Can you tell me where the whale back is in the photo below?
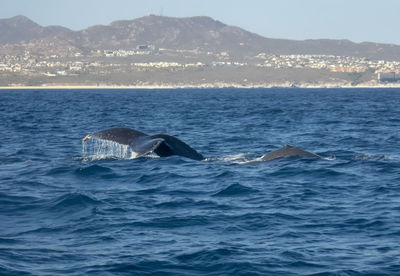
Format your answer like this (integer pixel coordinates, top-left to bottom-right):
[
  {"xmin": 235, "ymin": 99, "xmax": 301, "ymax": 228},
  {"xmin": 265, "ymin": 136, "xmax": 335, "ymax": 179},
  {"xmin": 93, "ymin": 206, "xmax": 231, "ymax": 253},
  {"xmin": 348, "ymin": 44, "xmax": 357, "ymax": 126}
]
[
  {"xmin": 151, "ymin": 134, "xmax": 204, "ymax": 161},
  {"xmin": 261, "ymin": 145, "xmax": 320, "ymax": 161}
]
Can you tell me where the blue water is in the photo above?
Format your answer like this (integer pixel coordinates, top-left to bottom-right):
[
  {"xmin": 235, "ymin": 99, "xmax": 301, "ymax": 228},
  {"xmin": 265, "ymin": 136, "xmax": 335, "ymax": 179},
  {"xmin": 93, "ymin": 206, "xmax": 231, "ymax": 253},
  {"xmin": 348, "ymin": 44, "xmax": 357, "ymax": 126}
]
[{"xmin": 1, "ymin": 88, "xmax": 399, "ymax": 276}]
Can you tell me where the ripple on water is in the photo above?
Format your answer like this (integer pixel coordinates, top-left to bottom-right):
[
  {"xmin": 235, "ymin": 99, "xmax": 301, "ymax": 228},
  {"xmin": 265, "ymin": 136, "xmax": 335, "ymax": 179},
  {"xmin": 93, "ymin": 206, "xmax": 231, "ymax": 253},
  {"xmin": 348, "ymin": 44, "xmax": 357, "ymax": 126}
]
[
  {"xmin": 74, "ymin": 164, "xmax": 118, "ymax": 178},
  {"xmin": 213, "ymin": 183, "xmax": 259, "ymax": 197},
  {"xmin": 85, "ymin": 259, "xmax": 270, "ymax": 276},
  {"xmin": 0, "ymin": 192, "xmax": 42, "ymax": 213},
  {"xmin": 48, "ymin": 193, "xmax": 102, "ymax": 211},
  {"xmin": 46, "ymin": 166, "xmax": 74, "ymax": 176},
  {"xmin": 154, "ymin": 198, "xmax": 229, "ymax": 210},
  {"xmin": 132, "ymin": 215, "xmax": 211, "ymax": 229}
]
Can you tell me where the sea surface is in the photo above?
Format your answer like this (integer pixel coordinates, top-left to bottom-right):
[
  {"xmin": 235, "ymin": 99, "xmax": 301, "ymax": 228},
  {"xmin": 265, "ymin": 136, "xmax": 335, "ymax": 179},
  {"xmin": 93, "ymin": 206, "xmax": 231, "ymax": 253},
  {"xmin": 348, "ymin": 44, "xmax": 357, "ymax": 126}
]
[{"xmin": 0, "ymin": 88, "xmax": 399, "ymax": 276}]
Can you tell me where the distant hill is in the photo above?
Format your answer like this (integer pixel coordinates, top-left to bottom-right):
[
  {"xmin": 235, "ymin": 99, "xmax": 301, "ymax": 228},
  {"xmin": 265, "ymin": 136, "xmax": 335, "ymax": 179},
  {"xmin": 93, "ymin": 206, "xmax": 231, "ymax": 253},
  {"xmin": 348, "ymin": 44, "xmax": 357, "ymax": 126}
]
[
  {"xmin": 1, "ymin": 14, "xmax": 400, "ymax": 60},
  {"xmin": 0, "ymin": 15, "xmax": 72, "ymax": 44}
]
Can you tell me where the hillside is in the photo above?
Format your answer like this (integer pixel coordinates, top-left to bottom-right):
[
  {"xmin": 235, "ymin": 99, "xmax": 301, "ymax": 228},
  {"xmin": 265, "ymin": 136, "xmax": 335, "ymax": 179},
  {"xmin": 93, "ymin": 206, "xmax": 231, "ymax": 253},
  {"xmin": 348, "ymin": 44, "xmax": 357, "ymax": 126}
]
[{"xmin": 1, "ymin": 15, "xmax": 400, "ymax": 60}]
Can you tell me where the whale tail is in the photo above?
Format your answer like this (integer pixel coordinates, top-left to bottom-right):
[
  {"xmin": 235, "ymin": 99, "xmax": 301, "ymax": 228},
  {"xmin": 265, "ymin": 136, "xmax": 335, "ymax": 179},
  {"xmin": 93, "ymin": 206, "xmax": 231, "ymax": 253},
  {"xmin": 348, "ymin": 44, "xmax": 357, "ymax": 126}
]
[
  {"xmin": 83, "ymin": 128, "xmax": 204, "ymax": 160},
  {"xmin": 151, "ymin": 134, "xmax": 204, "ymax": 161}
]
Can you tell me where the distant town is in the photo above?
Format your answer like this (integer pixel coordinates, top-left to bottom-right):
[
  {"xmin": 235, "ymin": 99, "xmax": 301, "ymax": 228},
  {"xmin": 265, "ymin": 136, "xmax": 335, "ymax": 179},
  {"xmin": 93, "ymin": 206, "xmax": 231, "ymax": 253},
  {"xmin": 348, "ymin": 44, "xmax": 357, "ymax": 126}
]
[
  {"xmin": 2, "ymin": 46, "xmax": 400, "ymax": 88},
  {"xmin": 1, "ymin": 14, "xmax": 400, "ymax": 88}
]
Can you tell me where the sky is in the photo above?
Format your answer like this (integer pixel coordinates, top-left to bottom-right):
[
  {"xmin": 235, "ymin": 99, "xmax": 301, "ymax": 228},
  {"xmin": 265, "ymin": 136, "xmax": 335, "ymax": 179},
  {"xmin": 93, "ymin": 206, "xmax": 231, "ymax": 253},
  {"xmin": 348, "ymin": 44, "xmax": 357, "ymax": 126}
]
[{"xmin": 2, "ymin": 0, "xmax": 400, "ymax": 45}]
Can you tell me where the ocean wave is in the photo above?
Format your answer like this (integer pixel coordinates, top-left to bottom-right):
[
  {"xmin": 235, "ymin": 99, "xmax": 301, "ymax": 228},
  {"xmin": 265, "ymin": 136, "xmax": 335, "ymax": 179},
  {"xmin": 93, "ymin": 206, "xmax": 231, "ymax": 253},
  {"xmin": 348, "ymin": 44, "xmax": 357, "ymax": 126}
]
[
  {"xmin": 175, "ymin": 247, "xmax": 241, "ymax": 263},
  {"xmin": 0, "ymin": 192, "xmax": 42, "ymax": 212},
  {"xmin": 15, "ymin": 226, "xmax": 67, "ymax": 236},
  {"xmin": 154, "ymin": 199, "xmax": 228, "ymax": 210},
  {"xmin": 131, "ymin": 215, "xmax": 211, "ymax": 229},
  {"xmin": 288, "ymin": 260, "xmax": 326, "ymax": 269},
  {"xmin": 84, "ymin": 259, "xmax": 268, "ymax": 276},
  {"xmin": 74, "ymin": 164, "xmax": 117, "ymax": 178},
  {"xmin": 154, "ymin": 198, "xmax": 195, "ymax": 209},
  {"xmin": 213, "ymin": 183, "xmax": 259, "ymax": 197},
  {"xmin": 46, "ymin": 166, "xmax": 75, "ymax": 176},
  {"xmin": 135, "ymin": 172, "xmax": 186, "ymax": 184},
  {"xmin": 341, "ymin": 217, "xmax": 388, "ymax": 232},
  {"xmin": 0, "ymin": 156, "xmax": 26, "ymax": 165},
  {"xmin": 208, "ymin": 212, "xmax": 304, "ymax": 231},
  {"xmin": 0, "ymin": 238, "xmax": 20, "ymax": 245},
  {"xmin": 270, "ymin": 167, "xmax": 343, "ymax": 178},
  {"xmin": 0, "ymin": 192, "xmax": 105, "ymax": 219},
  {"xmin": 0, "ymin": 266, "xmax": 33, "ymax": 276},
  {"xmin": 48, "ymin": 193, "xmax": 102, "ymax": 211},
  {"xmin": 134, "ymin": 187, "xmax": 165, "ymax": 195}
]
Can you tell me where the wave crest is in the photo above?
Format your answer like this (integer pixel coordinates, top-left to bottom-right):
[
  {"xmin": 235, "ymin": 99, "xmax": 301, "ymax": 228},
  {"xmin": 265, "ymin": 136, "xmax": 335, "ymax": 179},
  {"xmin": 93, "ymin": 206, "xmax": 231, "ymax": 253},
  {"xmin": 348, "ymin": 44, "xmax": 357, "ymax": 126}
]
[
  {"xmin": 213, "ymin": 183, "xmax": 259, "ymax": 197},
  {"xmin": 49, "ymin": 193, "xmax": 102, "ymax": 211}
]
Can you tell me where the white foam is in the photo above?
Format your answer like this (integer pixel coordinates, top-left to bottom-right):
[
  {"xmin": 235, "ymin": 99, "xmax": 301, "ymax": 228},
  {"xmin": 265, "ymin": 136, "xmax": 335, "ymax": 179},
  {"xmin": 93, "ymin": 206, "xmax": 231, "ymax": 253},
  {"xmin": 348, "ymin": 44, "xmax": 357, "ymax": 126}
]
[
  {"xmin": 206, "ymin": 153, "xmax": 259, "ymax": 164},
  {"xmin": 82, "ymin": 138, "xmax": 139, "ymax": 160},
  {"xmin": 353, "ymin": 153, "xmax": 393, "ymax": 161},
  {"xmin": 322, "ymin": 156, "xmax": 336, "ymax": 161}
]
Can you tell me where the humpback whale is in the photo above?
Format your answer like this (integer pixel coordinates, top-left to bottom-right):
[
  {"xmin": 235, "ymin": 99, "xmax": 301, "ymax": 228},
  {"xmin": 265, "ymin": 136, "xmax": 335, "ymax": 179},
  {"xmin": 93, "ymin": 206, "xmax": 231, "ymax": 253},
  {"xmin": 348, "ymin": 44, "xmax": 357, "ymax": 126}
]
[
  {"xmin": 82, "ymin": 128, "xmax": 204, "ymax": 161},
  {"xmin": 260, "ymin": 145, "xmax": 321, "ymax": 161},
  {"xmin": 82, "ymin": 128, "xmax": 321, "ymax": 162}
]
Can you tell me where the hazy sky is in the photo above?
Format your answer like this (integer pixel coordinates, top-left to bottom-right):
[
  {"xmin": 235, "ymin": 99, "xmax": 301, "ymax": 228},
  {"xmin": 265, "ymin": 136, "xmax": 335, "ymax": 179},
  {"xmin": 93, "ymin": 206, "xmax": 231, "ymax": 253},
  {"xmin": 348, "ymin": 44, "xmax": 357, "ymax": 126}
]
[{"xmin": 2, "ymin": 0, "xmax": 400, "ymax": 45}]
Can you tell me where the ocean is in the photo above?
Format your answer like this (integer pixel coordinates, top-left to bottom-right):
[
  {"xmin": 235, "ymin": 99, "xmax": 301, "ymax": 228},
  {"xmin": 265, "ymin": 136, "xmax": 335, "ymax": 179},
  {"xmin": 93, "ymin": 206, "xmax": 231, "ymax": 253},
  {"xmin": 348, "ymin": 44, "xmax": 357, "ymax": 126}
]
[{"xmin": 0, "ymin": 88, "xmax": 399, "ymax": 275}]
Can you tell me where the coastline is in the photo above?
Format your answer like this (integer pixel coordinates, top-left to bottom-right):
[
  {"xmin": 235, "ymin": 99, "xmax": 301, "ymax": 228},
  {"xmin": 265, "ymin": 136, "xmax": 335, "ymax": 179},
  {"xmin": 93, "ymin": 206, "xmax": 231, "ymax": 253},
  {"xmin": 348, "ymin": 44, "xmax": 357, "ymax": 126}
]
[{"xmin": 1, "ymin": 82, "xmax": 400, "ymax": 90}]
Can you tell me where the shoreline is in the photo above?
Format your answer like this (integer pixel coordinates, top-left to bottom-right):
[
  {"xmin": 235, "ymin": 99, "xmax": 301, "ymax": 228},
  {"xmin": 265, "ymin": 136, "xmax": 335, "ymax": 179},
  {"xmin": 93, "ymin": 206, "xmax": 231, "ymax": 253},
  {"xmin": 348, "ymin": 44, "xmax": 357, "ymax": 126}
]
[{"xmin": 1, "ymin": 83, "xmax": 400, "ymax": 90}]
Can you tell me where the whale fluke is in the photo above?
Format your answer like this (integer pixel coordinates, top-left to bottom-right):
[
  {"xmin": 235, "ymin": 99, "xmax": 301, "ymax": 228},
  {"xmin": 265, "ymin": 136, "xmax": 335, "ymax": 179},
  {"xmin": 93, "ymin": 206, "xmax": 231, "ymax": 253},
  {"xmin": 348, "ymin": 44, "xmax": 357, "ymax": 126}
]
[
  {"xmin": 151, "ymin": 134, "xmax": 204, "ymax": 160},
  {"xmin": 83, "ymin": 128, "xmax": 204, "ymax": 160},
  {"xmin": 260, "ymin": 145, "xmax": 320, "ymax": 162}
]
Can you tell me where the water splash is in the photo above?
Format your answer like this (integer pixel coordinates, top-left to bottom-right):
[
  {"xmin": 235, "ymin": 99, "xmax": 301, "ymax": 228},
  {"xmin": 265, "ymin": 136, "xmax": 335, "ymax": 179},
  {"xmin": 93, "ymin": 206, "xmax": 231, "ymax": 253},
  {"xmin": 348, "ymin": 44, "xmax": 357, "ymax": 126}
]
[
  {"xmin": 82, "ymin": 137, "xmax": 138, "ymax": 160},
  {"xmin": 206, "ymin": 153, "xmax": 335, "ymax": 164},
  {"xmin": 353, "ymin": 153, "xmax": 393, "ymax": 161},
  {"xmin": 206, "ymin": 153, "xmax": 259, "ymax": 164}
]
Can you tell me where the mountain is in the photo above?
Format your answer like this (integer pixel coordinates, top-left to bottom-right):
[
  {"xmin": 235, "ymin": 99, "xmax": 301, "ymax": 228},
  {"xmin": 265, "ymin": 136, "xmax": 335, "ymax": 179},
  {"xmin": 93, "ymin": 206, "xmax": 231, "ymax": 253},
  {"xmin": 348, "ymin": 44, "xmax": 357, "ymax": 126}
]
[
  {"xmin": 0, "ymin": 15, "xmax": 72, "ymax": 44},
  {"xmin": 1, "ymin": 15, "xmax": 400, "ymax": 60},
  {"xmin": 77, "ymin": 15, "xmax": 265, "ymax": 52}
]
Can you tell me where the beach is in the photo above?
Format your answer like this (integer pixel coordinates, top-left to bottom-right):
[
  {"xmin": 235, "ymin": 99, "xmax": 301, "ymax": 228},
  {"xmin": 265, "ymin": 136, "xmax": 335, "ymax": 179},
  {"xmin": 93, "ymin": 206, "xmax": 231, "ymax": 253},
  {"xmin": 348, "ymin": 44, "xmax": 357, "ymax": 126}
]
[{"xmin": 1, "ymin": 82, "xmax": 400, "ymax": 90}]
